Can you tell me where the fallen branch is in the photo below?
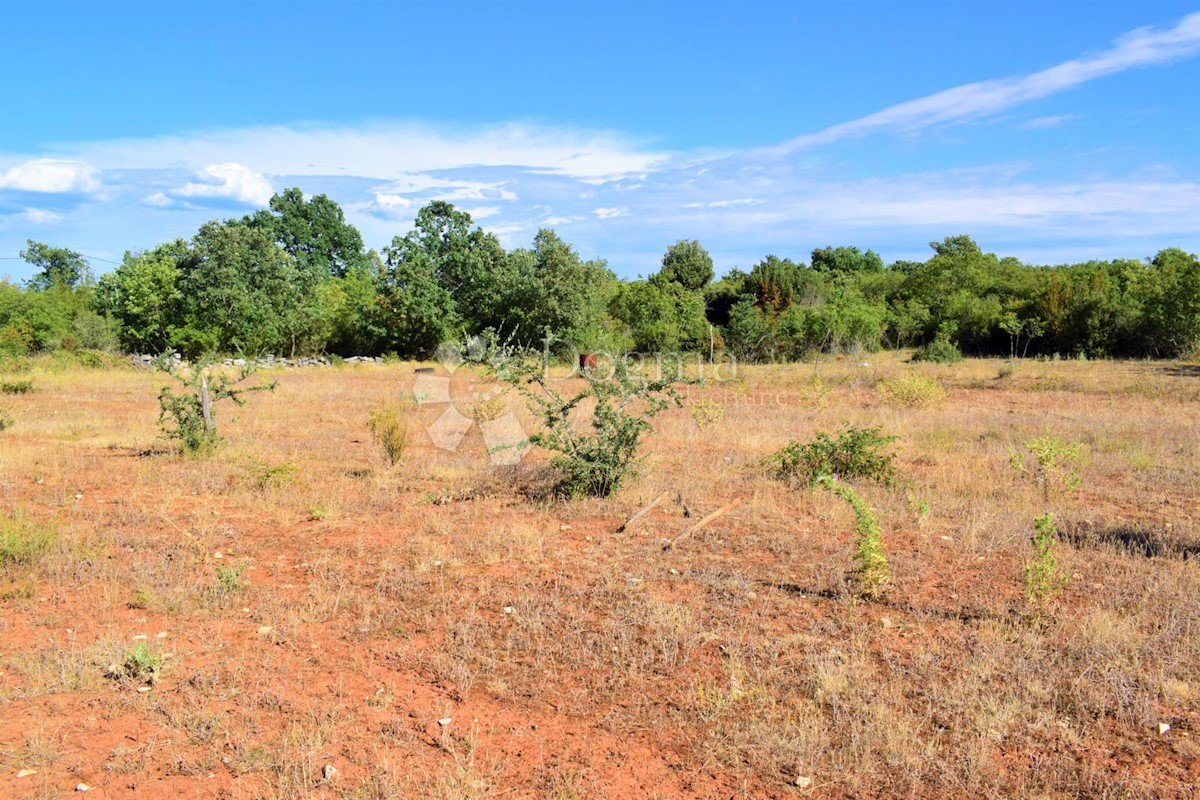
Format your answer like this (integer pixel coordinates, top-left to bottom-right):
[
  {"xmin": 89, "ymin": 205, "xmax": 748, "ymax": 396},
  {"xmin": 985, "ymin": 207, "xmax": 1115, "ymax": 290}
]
[
  {"xmin": 662, "ymin": 498, "xmax": 743, "ymax": 550},
  {"xmin": 617, "ymin": 491, "xmax": 670, "ymax": 533}
]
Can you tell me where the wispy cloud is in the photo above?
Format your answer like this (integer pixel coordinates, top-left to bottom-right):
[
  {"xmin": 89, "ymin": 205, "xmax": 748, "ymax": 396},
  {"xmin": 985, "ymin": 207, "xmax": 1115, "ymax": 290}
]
[
  {"xmin": 1019, "ymin": 113, "xmax": 1081, "ymax": 130},
  {"xmin": 766, "ymin": 12, "xmax": 1200, "ymax": 154},
  {"xmin": 57, "ymin": 122, "xmax": 669, "ymax": 182},
  {"xmin": 593, "ymin": 207, "xmax": 628, "ymax": 219}
]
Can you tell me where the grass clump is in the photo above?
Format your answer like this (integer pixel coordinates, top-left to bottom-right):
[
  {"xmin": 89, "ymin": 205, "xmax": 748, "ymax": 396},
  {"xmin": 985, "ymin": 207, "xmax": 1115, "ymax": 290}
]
[
  {"xmin": 1025, "ymin": 513, "xmax": 1067, "ymax": 605},
  {"xmin": 368, "ymin": 404, "xmax": 409, "ymax": 465},
  {"xmin": 767, "ymin": 424, "xmax": 897, "ymax": 486},
  {"xmin": 876, "ymin": 373, "xmax": 946, "ymax": 408},
  {"xmin": 816, "ymin": 475, "xmax": 890, "ymax": 600},
  {"xmin": 0, "ymin": 408, "xmax": 11, "ymax": 432},
  {"xmin": 1, "ymin": 379, "xmax": 33, "ymax": 394},
  {"xmin": 0, "ymin": 512, "xmax": 58, "ymax": 572}
]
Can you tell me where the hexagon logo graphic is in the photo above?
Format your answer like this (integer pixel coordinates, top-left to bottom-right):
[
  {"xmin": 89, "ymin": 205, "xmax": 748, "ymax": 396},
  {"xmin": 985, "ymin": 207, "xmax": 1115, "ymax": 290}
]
[{"xmin": 412, "ymin": 336, "xmax": 530, "ymax": 465}]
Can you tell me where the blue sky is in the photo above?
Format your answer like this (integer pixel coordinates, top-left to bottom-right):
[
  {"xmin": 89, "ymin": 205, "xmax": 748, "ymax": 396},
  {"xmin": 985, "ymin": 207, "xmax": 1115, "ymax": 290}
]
[{"xmin": 2, "ymin": 0, "xmax": 1199, "ymax": 281}]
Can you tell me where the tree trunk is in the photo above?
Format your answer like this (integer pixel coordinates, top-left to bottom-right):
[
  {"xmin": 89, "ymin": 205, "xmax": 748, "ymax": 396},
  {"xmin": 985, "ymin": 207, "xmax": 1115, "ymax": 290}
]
[{"xmin": 200, "ymin": 373, "xmax": 214, "ymax": 432}]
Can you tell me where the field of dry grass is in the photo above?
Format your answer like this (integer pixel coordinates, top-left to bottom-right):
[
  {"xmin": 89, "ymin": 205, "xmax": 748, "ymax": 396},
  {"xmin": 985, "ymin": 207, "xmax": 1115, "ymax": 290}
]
[{"xmin": 1, "ymin": 352, "xmax": 1198, "ymax": 798}]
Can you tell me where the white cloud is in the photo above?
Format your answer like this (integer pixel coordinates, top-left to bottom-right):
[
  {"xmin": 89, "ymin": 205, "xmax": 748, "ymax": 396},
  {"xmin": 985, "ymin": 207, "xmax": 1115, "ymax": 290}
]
[
  {"xmin": 1020, "ymin": 114, "xmax": 1081, "ymax": 130},
  {"xmin": 62, "ymin": 122, "xmax": 670, "ymax": 182},
  {"xmin": 0, "ymin": 158, "xmax": 101, "ymax": 193},
  {"xmin": 594, "ymin": 207, "xmax": 628, "ymax": 219},
  {"xmin": 141, "ymin": 192, "xmax": 173, "ymax": 207},
  {"xmin": 544, "ymin": 216, "xmax": 584, "ymax": 225},
  {"xmin": 23, "ymin": 208, "xmax": 63, "ymax": 224},
  {"xmin": 173, "ymin": 163, "xmax": 274, "ymax": 206},
  {"xmin": 683, "ymin": 198, "xmax": 763, "ymax": 209},
  {"xmin": 768, "ymin": 12, "xmax": 1200, "ymax": 154},
  {"xmin": 461, "ymin": 206, "xmax": 501, "ymax": 220}
]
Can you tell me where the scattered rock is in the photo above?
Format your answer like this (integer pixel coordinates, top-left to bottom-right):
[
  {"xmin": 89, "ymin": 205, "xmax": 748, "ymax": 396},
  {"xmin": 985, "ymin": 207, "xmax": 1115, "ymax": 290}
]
[
  {"xmin": 16, "ymin": 769, "xmax": 36, "ymax": 778},
  {"xmin": 322, "ymin": 764, "xmax": 338, "ymax": 781},
  {"xmin": 794, "ymin": 775, "xmax": 813, "ymax": 788},
  {"xmin": 438, "ymin": 717, "xmax": 453, "ymax": 726},
  {"xmin": 880, "ymin": 617, "xmax": 894, "ymax": 629},
  {"xmin": 132, "ymin": 634, "xmax": 148, "ymax": 641},
  {"xmin": 257, "ymin": 625, "xmax": 274, "ymax": 637},
  {"xmin": 136, "ymin": 686, "xmax": 152, "ymax": 693},
  {"xmin": 501, "ymin": 606, "xmax": 515, "ymax": 615},
  {"xmin": 1159, "ymin": 722, "xmax": 1172, "ymax": 735},
  {"xmin": 76, "ymin": 783, "xmax": 91, "ymax": 792}
]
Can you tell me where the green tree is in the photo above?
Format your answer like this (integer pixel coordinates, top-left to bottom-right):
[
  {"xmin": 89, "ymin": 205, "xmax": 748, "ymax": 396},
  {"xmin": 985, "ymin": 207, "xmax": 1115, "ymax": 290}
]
[
  {"xmin": 811, "ymin": 245, "xmax": 884, "ymax": 274},
  {"xmin": 95, "ymin": 248, "xmax": 182, "ymax": 353},
  {"xmin": 657, "ymin": 239, "xmax": 714, "ymax": 291},
  {"xmin": 375, "ymin": 239, "xmax": 459, "ymax": 357},
  {"xmin": 1142, "ymin": 248, "xmax": 1200, "ymax": 357},
  {"xmin": 172, "ymin": 220, "xmax": 301, "ymax": 357},
  {"xmin": 20, "ymin": 240, "xmax": 90, "ymax": 290},
  {"xmin": 246, "ymin": 188, "xmax": 369, "ymax": 278}
]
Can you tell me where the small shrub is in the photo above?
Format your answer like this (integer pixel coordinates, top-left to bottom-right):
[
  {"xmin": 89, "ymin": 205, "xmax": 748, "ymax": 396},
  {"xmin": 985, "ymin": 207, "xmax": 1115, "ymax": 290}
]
[
  {"xmin": 0, "ymin": 513, "xmax": 57, "ymax": 571},
  {"xmin": 215, "ymin": 563, "xmax": 247, "ymax": 595},
  {"xmin": 0, "ymin": 408, "xmax": 11, "ymax": 432},
  {"xmin": 1, "ymin": 380, "xmax": 33, "ymax": 394},
  {"xmin": 1025, "ymin": 513, "xmax": 1067, "ymax": 604},
  {"xmin": 996, "ymin": 362, "xmax": 1016, "ymax": 380},
  {"xmin": 368, "ymin": 404, "xmax": 409, "ymax": 465},
  {"xmin": 906, "ymin": 493, "xmax": 930, "ymax": 524},
  {"xmin": 243, "ymin": 459, "xmax": 298, "ymax": 491},
  {"xmin": 157, "ymin": 361, "xmax": 276, "ymax": 456},
  {"xmin": 876, "ymin": 373, "xmax": 945, "ymax": 408},
  {"xmin": 492, "ymin": 345, "xmax": 690, "ymax": 498},
  {"xmin": 816, "ymin": 476, "xmax": 890, "ymax": 600},
  {"xmin": 469, "ymin": 394, "xmax": 507, "ymax": 424},
  {"xmin": 1011, "ymin": 435, "xmax": 1082, "ymax": 501},
  {"xmin": 120, "ymin": 642, "xmax": 160, "ymax": 683},
  {"xmin": 689, "ymin": 398, "xmax": 725, "ymax": 429},
  {"xmin": 767, "ymin": 425, "xmax": 897, "ymax": 486},
  {"xmin": 912, "ymin": 324, "xmax": 962, "ymax": 364}
]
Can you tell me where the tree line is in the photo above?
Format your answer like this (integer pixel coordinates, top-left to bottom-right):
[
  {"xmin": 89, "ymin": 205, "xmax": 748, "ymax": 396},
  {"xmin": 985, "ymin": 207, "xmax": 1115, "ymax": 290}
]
[{"xmin": 2, "ymin": 188, "xmax": 1198, "ymax": 362}]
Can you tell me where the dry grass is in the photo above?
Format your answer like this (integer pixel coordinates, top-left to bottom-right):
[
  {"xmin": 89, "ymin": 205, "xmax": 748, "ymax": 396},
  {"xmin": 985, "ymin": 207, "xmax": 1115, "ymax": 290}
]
[{"xmin": 0, "ymin": 353, "xmax": 1197, "ymax": 797}]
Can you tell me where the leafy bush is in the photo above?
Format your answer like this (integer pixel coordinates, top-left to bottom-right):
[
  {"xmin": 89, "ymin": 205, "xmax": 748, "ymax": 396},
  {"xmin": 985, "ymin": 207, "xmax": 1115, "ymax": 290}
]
[
  {"xmin": 912, "ymin": 324, "xmax": 962, "ymax": 363},
  {"xmin": 767, "ymin": 425, "xmax": 897, "ymax": 486},
  {"xmin": 368, "ymin": 404, "xmax": 409, "ymax": 465},
  {"xmin": 1025, "ymin": 513, "xmax": 1067, "ymax": 604},
  {"xmin": 493, "ymin": 350, "xmax": 689, "ymax": 498},
  {"xmin": 876, "ymin": 373, "xmax": 945, "ymax": 408},
  {"xmin": 1, "ymin": 380, "xmax": 33, "ymax": 394},
  {"xmin": 816, "ymin": 476, "xmax": 890, "ymax": 600},
  {"xmin": 157, "ymin": 361, "xmax": 276, "ymax": 456},
  {"xmin": 0, "ymin": 408, "xmax": 11, "ymax": 432},
  {"xmin": 689, "ymin": 398, "xmax": 725, "ymax": 429},
  {"xmin": 0, "ymin": 512, "xmax": 57, "ymax": 572}
]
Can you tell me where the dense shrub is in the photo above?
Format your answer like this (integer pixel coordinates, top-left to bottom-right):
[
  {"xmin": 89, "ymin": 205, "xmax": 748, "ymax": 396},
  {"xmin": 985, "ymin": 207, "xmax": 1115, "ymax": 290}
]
[{"xmin": 767, "ymin": 425, "xmax": 897, "ymax": 486}]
